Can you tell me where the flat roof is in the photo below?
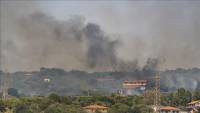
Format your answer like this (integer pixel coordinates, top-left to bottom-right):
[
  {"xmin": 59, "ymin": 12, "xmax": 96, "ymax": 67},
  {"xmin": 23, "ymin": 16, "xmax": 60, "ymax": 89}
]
[
  {"xmin": 160, "ymin": 106, "xmax": 180, "ymax": 111},
  {"xmin": 83, "ymin": 105, "xmax": 108, "ymax": 109},
  {"xmin": 188, "ymin": 100, "xmax": 200, "ymax": 105}
]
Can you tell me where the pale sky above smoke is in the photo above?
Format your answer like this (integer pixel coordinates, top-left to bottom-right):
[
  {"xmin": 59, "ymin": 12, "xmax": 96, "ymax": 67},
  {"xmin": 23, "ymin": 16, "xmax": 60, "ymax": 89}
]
[{"xmin": 0, "ymin": 1, "xmax": 200, "ymax": 72}]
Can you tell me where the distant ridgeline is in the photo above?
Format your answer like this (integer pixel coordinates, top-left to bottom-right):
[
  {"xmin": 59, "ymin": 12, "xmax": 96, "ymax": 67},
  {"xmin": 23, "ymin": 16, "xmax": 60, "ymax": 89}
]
[{"xmin": 0, "ymin": 67, "xmax": 200, "ymax": 96}]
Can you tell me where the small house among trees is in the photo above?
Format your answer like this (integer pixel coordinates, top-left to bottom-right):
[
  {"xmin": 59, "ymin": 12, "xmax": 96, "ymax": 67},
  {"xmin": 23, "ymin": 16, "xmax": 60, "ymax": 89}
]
[
  {"xmin": 83, "ymin": 104, "xmax": 108, "ymax": 113},
  {"xmin": 159, "ymin": 106, "xmax": 180, "ymax": 113},
  {"xmin": 187, "ymin": 100, "xmax": 200, "ymax": 113}
]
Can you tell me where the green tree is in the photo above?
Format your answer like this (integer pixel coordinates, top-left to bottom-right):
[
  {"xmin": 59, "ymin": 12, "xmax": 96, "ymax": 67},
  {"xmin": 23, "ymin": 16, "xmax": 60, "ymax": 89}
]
[
  {"xmin": 48, "ymin": 93, "xmax": 61, "ymax": 102},
  {"xmin": 108, "ymin": 103, "xmax": 130, "ymax": 113},
  {"xmin": 44, "ymin": 104, "xmax": 86, "ymax": 113},
  {"xmin": 14, "ymin": 104, "xmax": 33, "ymax": 113},
  {"xmin": 143, "ymin": 90, "xmax": 154, "ymax": 105},
  {"xmin": 60, "ymin": 96, "xmax": 72, "ymax": 105},
  {"xmin": 193, "ymin": 91, "xmax": 200, "ymax": 100},
  {"xmin": 177, "ymin": 88, "xmax": 192, "ymax": 106},
  {"xmin": 38, "ymin": 97, "xmax": 54, "ymax": 111},
  {"xmin": 29, "ymin": 103, "xmax": 40, "ymax": 113},
  {"xmin": 161, "ymin": 88, "xmax": 192, "ymax": 107},
  {"xmin": 131, "ymin": 104, "xmax": 153, "ymax": 113},
  {"xmin": 131, "ymin": 95, "xmax": 153, "ymax": 113},
  {"xmin": 44, "ymin": 103, "xmax": 67, "ymax": 113}
]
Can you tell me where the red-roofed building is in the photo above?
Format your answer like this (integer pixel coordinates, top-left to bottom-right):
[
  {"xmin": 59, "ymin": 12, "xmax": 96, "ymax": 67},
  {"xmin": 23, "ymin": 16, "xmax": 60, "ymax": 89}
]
[
  {"xmin": 159, "ymin": 106, "xmax": 180, "ymax": 113},
  {"xmin": 83, "ymin": 104, "xmax": 108, "ymax": 113},
  {"xmin": 122, "ymin": 80, "xmax": 147, "ymax": 95},
  {"xmin": 123, "ymin": 80, "xmax": 147, "ymax": 89}
]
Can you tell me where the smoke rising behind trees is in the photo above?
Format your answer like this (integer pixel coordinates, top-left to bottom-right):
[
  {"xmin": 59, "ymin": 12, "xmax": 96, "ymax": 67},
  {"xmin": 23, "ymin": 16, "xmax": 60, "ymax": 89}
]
[
  {"xmin": 1, "ymin": 1, "xmax": 200, "ymax": 72},
  {"xmin": 0, "ymin": 1, "xmax": 200, "ymax": 94}
]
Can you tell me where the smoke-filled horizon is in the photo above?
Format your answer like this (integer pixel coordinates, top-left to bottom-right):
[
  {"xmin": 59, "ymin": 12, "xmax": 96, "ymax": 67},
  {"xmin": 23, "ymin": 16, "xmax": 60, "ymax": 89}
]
[{"xmin": 0, "ymin": 1, "xmax": 200, "ymax": 72}]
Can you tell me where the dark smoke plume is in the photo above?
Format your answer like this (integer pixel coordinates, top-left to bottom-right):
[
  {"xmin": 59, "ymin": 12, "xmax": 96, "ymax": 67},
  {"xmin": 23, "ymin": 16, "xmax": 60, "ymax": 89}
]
[
  {"xmin": 13, "ymin": 11, "xmax": 121, "ymax": 72},
  {"xmin": 1, "ymin": 1, "xmax": 200, "ymax": 92},
  {"xmin": 83, "ymin": 23, "xmax": 119, "ymax": 69},
  {"xmin": 1, "ymin": 1, "xmax": 200, "ymax": 72}
]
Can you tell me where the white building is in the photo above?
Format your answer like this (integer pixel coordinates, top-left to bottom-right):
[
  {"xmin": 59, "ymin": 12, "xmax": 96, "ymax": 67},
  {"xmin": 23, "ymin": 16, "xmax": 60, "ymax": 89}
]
[
  {"xmin": 43, "ymin": 78, "xmax": 51, "ymax": 83},
  {"xmin": 187, "ymin": 100, "xmax": 200, "ymax": 113}
]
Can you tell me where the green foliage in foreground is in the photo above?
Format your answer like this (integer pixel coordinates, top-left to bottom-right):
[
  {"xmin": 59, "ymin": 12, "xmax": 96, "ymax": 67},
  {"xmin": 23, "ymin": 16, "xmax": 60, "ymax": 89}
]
[
  {"xmin": 0, "ymin": 95, "xmax": 153, "ymax": 113},
  {"xmin": 0, "ymin": 88, "xmax": 199, "ymax": 113}
]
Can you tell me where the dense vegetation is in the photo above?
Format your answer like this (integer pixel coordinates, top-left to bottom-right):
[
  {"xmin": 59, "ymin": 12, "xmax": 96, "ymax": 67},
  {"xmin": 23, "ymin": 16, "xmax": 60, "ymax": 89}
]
[
  {"xmin": 0, "ymin": 88, "xmax": 199, "ymax": 113},
  {"xmin": 1, "ymin": 67, "xmax": 200, "ymax": 96}
]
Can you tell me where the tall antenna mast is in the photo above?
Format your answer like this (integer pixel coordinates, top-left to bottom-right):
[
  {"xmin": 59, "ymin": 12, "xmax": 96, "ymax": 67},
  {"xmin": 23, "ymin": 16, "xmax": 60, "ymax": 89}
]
[{"xmin": 154, "ymin": 72, "xmax": 160, "ymax": 112}]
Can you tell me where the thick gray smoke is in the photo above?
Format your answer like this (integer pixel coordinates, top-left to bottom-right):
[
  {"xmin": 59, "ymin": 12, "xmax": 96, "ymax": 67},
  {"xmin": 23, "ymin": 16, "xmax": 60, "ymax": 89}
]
[
  {"xmin": 1, "ymin": 1, "xmax": 200, "ymax": 72},
  {"xmin": 16, "ymin": 12, "xmax": 120, "ymax": 72},
  {"xmin": 83, "ymin": 23, "xmax": 119, "ymax": 69},
  {"xmin": 1, "ymin": 1, "xmax": 200, "ymax": 91},
  {"xmin": 161, "ymin": 68, "xmax": 200, "ymax": 91},
  {"xmin": 84, "ymin": 23, "xmax": 121, "ymax": 68},
  {"xmin": 0, "ymin": 2, "xmax": 138, "ymax": 72}
]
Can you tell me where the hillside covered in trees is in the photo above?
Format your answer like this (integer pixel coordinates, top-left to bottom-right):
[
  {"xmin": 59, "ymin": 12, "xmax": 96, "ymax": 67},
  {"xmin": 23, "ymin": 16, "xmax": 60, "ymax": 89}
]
[
  {"xmin": 0, "ymin": 67, "xmax": 200, "ymax": 96},
  {"xmin": 0, "ymin": 88, "xmax": 200, "ymax": 113}
]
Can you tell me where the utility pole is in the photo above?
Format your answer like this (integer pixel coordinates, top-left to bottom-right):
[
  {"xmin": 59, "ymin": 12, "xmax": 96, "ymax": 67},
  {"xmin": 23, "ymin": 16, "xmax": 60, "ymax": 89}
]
[{"xmin": 154, "ymin": 72, "xmax": 160, "ymax": 113}]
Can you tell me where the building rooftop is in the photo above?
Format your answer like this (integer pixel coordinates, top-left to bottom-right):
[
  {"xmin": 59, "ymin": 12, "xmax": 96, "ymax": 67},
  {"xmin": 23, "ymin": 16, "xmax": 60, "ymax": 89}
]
[
  {"xmin": 83, "ymin": 105, "xmax": 108, "ymax": 109},
  {"xmin": 160, "ymin": 106, "xmax": 180, "ymax": 111},
  {"xmin": 123, "ymin": 80, "xmax": 147, "ymax": 83},
  {"xmin": 188, "ymin": 100, "xmax": 200, "ymax": 105}
]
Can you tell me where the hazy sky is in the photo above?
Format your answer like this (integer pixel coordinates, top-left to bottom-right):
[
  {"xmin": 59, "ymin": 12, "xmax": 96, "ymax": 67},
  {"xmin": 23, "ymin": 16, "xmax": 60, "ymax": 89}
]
[{"xmin": 1, "ymin": 1, "xmax": 200, "ymax": 72}]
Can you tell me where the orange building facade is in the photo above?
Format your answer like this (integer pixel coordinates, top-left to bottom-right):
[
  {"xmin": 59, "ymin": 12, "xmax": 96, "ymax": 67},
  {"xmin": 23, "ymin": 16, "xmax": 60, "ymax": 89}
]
[
  {"xmin": 159, "ymin": 106, "xmax": 180, "ymax": 113},
  {"xmin": 83, "ymin": 104, "xmax": 108, "ymax": 113}
]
